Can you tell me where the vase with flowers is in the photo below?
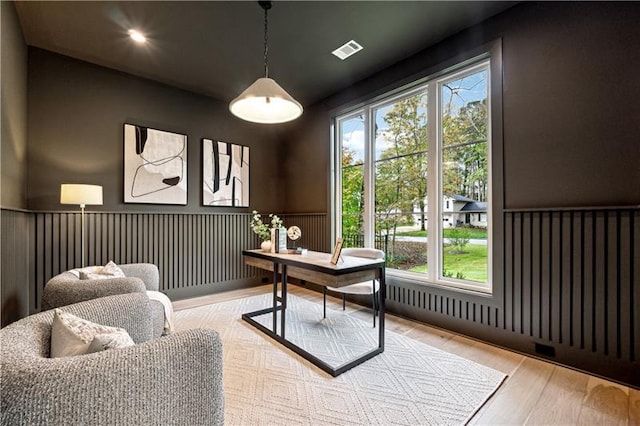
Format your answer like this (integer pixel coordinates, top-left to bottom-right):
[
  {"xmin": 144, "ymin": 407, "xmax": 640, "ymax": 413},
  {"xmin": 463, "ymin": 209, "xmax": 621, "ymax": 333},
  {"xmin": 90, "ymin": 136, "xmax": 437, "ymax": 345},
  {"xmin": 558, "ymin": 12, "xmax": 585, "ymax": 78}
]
[{"xmin": 250, "ymin": 210, "xmax": 284, "ymax": 252}]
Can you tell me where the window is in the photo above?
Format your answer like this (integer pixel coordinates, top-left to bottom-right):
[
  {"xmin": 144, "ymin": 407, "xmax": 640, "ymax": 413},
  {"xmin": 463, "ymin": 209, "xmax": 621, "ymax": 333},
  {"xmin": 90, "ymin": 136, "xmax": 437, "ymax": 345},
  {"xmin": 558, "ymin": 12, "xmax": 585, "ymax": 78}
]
[
  {"xmin": 334, "ymin": 57, "xmax": 495, "ymax": 293},
  {"xmin": 339, "ymin": 114, "xmax": 366, "ymax": 247}
]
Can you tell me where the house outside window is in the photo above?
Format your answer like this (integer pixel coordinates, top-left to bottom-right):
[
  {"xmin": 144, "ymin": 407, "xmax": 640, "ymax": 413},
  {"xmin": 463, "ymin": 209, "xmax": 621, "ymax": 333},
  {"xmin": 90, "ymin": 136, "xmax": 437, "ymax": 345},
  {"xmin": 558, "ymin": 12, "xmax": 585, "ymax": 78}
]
[{"xmin": 333, "ymin": 56, "xmax": 495, "ymax": 293}]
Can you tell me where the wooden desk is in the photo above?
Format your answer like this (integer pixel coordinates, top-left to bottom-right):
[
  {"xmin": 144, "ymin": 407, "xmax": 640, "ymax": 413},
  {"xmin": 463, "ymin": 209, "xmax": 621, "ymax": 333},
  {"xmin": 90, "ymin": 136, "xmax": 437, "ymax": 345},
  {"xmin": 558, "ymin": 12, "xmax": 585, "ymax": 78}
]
[{"xmin": 242, "ymin": 249, "xmax": 386, "ymax": 377}]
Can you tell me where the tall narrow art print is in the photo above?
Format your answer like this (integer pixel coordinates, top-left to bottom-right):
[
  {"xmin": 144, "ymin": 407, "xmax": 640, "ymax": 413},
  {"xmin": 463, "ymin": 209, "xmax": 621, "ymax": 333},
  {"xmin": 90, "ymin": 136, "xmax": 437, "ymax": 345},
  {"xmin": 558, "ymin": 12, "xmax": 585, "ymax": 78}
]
[
  {"xmin": 124, "ymin": 124, "xmax": 187, "ymax": 205},
  {"xmin": 202, "ymin": 139, "xmax": 249, "ymax": 207}
]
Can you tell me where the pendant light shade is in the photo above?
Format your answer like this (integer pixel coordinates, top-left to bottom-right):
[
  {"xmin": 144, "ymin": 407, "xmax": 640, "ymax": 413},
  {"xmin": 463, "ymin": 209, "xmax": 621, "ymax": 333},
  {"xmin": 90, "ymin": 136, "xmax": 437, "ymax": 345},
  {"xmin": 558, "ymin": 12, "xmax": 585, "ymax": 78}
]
[
  {"xmin": 229, "ymin": 1, "xmax": 303, "ymax": 124},
  {"xmin": 230, "ymin": 77, "xmax": 303, "ymax": 124}
]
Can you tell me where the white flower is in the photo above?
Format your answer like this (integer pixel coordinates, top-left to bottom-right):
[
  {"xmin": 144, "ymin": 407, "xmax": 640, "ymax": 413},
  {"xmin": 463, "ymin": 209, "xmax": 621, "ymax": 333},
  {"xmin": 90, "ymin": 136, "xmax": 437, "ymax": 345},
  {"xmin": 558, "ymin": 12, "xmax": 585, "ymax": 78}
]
[{"xmin": 250, "ymin": 211, "xmax": 284, "ymax": 241}]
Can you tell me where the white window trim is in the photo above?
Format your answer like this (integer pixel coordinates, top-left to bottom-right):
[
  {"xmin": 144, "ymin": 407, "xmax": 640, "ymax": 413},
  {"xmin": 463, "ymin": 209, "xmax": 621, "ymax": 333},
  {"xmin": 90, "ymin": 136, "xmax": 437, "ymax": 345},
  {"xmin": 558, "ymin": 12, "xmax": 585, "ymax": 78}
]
[
  {"xmin": 333, "ymin": 54, "xmax": 497, "ymax": 295},
  {"xmin": 433, "ymin": 60, "xmax": 492, "ymax": 293}
]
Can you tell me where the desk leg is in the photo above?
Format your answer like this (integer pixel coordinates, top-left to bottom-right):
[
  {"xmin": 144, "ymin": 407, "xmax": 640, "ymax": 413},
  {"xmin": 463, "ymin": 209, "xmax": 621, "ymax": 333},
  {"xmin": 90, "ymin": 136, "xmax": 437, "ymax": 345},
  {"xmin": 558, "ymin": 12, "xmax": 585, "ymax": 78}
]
[
  {"xmin": 272, "ymin": 264, "xmax": 278, "ymax": 333},
  {"xmin": 281, "ymin": 265, "xmax": 288, "ymax": 339},
  {"xmin": 379, "ymin": 266, "xmax": 385, "ymax": 349}
]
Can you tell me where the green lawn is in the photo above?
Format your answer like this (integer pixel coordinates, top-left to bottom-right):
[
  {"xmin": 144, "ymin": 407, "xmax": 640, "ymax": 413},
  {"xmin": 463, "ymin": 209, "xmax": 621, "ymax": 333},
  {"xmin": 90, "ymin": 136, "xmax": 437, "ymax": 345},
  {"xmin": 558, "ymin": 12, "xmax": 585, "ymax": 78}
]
[
  {"xmin": 407, "ymin": 244, "xmax": 488, "ymax": 283},
  {"xmin": 396, "ymin": 228, "xmax": 487, "ymax": 239}
]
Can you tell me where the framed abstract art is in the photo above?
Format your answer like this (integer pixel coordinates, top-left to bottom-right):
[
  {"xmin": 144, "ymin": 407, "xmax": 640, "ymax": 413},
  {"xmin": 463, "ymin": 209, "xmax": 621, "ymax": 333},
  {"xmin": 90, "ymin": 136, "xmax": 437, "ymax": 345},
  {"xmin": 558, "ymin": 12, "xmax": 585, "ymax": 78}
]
[
  {"xmin": 123, "ymin": 124, "xmax": 187, "ymax": 205},
  {"xmin": 202, "ymin": 139, "xmax": 249, "ymax": 207}
]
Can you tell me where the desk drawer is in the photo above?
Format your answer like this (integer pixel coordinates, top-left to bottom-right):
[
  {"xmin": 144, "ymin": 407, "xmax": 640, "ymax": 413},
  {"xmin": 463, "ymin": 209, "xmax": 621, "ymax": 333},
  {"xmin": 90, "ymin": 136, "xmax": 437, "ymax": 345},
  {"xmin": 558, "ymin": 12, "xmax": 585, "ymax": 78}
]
[{"xmin": 246, "ymin": 256, "xmax": 379, "ymax": 288}]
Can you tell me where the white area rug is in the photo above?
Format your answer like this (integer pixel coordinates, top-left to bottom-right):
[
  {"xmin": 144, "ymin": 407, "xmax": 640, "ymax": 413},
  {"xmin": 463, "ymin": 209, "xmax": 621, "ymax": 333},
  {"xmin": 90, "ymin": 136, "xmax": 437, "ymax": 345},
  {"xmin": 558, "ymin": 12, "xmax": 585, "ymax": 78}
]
[{"xmin": 174, "ymin": 293, "xmax": 506, "ymax": 425}]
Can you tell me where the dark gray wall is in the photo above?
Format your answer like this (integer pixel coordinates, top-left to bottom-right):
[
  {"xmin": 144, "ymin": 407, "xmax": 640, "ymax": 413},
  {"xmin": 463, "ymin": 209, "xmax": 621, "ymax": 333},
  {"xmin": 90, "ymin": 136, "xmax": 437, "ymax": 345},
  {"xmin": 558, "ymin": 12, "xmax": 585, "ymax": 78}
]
[
  {"xmin": 27, "ymin": 48, "xmax": 288, "ymax": 213},
  {"xmin": 1, "ymin": 1, "xmax": 30, "ymax": 327},
  {"xmin": 281, "ymin": 2, "xmax": 640, "ymax": 387},
  {"xmin": 284, "ymin": 1, "xmax": 640, "ymax": 211},
  {"xmin": 2, "ymin": 45, "xmax": 295, "ymax": 325},
  {"xmin": 1, "ymin": 1, "xmax": 28, "ymax": 209}
]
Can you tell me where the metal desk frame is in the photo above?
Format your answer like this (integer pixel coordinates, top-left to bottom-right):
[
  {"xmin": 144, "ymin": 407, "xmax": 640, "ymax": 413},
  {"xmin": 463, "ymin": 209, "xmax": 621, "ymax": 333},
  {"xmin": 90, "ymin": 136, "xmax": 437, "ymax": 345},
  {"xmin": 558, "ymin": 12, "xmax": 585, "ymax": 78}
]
[{"xmin": 241, "ymin": 249, "xmax": 386, "ymax": 377}]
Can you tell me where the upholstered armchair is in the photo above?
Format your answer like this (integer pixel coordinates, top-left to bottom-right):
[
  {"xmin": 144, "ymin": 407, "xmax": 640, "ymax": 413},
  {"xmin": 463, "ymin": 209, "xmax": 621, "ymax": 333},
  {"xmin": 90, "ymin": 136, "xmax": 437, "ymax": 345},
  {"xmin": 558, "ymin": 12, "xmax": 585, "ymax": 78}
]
[
  {"xmin": 0, "ymin": 293, "xmax": 225, "ymax": 425},
  {"xmin": 41, "ymin": 263, "xmax": 160, "ymax": 309},
  {"xmin": 41, "ymin": 263, "xmax": 168, "ymax": 337}
]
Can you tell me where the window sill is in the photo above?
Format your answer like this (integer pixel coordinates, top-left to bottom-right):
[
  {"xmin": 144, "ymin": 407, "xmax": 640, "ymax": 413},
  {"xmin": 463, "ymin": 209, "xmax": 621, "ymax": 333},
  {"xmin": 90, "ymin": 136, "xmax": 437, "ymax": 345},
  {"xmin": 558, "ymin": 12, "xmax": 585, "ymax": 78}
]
[{"xmin": 386, "ymin": 269, "xmax": 493, "ymax": 296}]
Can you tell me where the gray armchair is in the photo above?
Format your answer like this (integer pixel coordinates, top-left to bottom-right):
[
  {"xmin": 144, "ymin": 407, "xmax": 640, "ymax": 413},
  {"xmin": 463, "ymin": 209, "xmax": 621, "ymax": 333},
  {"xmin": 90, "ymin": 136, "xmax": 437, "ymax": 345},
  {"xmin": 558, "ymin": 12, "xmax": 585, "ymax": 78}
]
[
  {"xmin": 42, "ymin": 263, "xmax": 160, "ymax": 309},
  {"xmin": 41, "ymin": 263, "xmax": 166, "ymax": 337},
  {"xmin": 0, "ymin": 293, "xmax": 224, "ymax": 425}
]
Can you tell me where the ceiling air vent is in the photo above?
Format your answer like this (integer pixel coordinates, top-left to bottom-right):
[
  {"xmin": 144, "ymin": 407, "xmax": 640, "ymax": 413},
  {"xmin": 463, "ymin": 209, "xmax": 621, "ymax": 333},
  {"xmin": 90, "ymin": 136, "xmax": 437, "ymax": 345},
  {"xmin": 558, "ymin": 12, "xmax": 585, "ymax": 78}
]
[{"xmin": 332, "ymin": 40, "xmax": 363, "ymax": 60}]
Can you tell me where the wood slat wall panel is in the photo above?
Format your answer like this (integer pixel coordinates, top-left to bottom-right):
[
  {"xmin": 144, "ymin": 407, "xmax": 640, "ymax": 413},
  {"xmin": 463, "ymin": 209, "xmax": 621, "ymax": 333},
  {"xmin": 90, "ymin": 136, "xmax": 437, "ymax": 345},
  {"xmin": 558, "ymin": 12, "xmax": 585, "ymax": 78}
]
[
  {"xmin": 571, "ymin": 213, "xmax": 582, "ymax": 348},
  {"xmin": 632, "ymin": 211, "xmax": 640, "ymax": 362},
  {"xmin": 30, "ymin": 212, "xmax": 289, "ymax": 310},
  {"xmin": 383, "ymin": 208, "xmax": 638, "ymax": 368},
  {"xmin": 505, "ymin": 212, "xmax": 514, "ymax": 330},
  {"xmin": 551, "ymin": 212, "xmax": 561, "ymax": 344},
  {"xmin": 561, "ymin": 212, "xmax": 572, "ymax": 346},
  {"xmin": 279, "ymin": 214, "xmax": 329, "ymax": 252},
  {"xmin": 29, "ymin": 212, "xmax": 329, "ymax": 311},
  {"xmin": 0, "ymin": 210, "xmax": 32, "ymax": 326},
  {"xmin": 522, "ymin": 213, "xmax": 532, "ymax": 337},
  {"xmin": 513, "ymin": 212, "xmax": 522, "ymax": 334},
  {"xmin": 594, "ymin": 212, "xmax": 606, "ymax": 355},
  {"xmin": 10, "ymin": 208, "xmax": 637, "ymax": 382}
]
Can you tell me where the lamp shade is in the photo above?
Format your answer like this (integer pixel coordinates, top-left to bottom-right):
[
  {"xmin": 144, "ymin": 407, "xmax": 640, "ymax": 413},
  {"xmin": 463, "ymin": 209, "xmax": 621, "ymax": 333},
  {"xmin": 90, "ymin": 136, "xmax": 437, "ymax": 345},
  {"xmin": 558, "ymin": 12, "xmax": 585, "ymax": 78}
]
[
  {"xmin": 60, "ymin": 184, "xmax": 103, "ymax": 206},
  {"xmin": 229, "ymin": 77, "xmax": 303, "ymax": 124}
]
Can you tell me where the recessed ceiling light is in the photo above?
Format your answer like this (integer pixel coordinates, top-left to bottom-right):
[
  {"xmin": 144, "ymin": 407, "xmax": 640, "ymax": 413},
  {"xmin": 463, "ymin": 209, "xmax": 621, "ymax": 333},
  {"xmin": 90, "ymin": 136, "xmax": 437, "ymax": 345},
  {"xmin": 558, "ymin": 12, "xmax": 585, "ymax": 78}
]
[
  {"xmin": 332, "ymin": 40, "xmax": 363, "ymax": 60},
  {"xmin": 128, "ymin": 29, "xmax": 146, "ymax": 43}
]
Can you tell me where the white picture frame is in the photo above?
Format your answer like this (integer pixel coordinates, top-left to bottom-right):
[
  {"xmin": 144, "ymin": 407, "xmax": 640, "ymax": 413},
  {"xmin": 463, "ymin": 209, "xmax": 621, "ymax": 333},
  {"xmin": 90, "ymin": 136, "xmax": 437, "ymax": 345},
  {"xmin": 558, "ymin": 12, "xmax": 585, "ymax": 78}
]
[
  {"xmin": 202, "ymin": 139, "xmax": 249, "ymax": 207},
  {"xmin": 123, "ymin": 124, "xmax": 187, "ymax": 205}
]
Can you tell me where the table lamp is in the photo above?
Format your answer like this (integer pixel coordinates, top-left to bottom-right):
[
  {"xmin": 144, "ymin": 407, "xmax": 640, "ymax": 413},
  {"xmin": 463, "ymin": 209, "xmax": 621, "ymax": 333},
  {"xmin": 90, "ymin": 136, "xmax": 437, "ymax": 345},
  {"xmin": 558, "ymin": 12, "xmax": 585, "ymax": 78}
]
[{"xmin": 60, "ymin": 184, "xmax": 103, "ymax": 267}]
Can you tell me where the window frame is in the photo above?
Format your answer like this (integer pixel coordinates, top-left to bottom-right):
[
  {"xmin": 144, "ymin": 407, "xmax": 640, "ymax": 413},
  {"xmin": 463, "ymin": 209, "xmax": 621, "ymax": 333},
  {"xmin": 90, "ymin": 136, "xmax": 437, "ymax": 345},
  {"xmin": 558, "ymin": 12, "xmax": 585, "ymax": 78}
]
[
  {"xmin": 331, "ymin": 40, "xmax": 503, "ymax": 300},
  {"xmin": 434, "ymin": 60, "xmax": 492, "ymax": 293}
]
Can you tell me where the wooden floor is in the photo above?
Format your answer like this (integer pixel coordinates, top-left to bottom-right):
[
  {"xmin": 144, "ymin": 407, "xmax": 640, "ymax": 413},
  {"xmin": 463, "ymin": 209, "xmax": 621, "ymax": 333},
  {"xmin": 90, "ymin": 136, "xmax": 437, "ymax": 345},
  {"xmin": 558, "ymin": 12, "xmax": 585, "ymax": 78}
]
[{"xmin": 173, "ymin": 284, "xmax": 640, "ymax": 425}]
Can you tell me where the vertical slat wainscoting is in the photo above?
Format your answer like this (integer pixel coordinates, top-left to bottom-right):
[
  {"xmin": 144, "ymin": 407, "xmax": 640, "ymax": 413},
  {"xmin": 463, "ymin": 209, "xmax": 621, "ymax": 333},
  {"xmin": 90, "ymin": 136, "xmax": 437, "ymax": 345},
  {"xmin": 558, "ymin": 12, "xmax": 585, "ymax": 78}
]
[
  {"xmin": 279, "ymin": 214, "xmax": 329, "ymax": 252},
  {"xmin": 31, "ymin": 212, "xmax": 327, "ymax": 311},
  {"xmin": 384, "ymin": 207, "xmax": 638, "ymax": 386},
  {"xmin": 386, "ymin": 283, "xmax": 499, "ymax": 328},
  {"xmin": 504, "ymin": 209, "xmax": 639, "ymax": 365},
  {"xmin": 32, "ymin": 212, "xmax": 261, "ymax": 310},
  {"xmin": 0, "ymin": 209, "xmax": 32, "ymax": 326}
]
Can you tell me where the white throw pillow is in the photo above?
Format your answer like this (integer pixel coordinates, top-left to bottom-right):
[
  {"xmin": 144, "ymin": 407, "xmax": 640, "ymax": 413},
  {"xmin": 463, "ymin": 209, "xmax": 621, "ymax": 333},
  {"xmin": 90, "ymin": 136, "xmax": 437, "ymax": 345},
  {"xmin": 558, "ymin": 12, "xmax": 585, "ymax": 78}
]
[
  {"xmin": 77, "ymin": 261, "xmax": 126, "ymax": 280},
  {"xmin": 102, "ymin": 261, "xmax": 125, "ymax": 277},
  {"xmin": 86, "ymin": 330, "xmax": 135, "ymax": 354},
  {"xmin": 50, "ymin": 308, "xmax": 134, "ymax": 358}
]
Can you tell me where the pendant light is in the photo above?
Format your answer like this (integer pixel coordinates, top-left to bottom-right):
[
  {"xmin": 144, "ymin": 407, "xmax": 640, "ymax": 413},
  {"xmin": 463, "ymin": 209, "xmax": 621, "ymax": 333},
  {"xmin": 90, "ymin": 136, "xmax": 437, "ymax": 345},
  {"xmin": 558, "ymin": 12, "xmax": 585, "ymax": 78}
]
[{"xmin": 229, "ymin": 1, "xmax": 303, "ymax": 124}]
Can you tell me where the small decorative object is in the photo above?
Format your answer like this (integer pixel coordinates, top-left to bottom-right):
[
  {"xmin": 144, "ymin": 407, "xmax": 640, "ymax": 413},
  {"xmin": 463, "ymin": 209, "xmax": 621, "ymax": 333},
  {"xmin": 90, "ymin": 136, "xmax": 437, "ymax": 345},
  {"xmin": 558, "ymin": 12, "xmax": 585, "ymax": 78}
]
[
  {"xmin": 202, "ymin": 139, "xmax": 249, "ymax": 207},
  {"xmin": 260, "ymin": 240, "xmax": 272, "ymax": 252},
  {"xmin": 287, "ymin": 226, "xmax": 301, "ymax": 246},
  {"xmin": 285, "ymin": 226, "xmax": 301, "ymax": 251},
  {"xmin": 285, "ymin": 226, "xmax": 306, "ymax": 255},
  {"xmin": 270, "ymin": 226, "xmax": 287, "ymax": 253},
  {"xmin": 123, "ymin": 124, "xmax": 187, "ymax": 205},
  {"xmin": 250, "ymin": 210, "xmax": 283, "ymax": 252},
  {"xmin": 330, "ymin": 237, "xmax": 344, "ymax": 265}
]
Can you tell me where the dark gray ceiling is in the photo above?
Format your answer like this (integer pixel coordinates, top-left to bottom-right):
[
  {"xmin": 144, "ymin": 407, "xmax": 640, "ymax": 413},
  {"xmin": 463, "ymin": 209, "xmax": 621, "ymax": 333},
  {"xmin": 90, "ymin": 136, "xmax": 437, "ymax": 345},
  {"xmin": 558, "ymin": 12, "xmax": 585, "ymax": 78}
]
[{"xmin": 14, "ymin": 1, "xmax": 517, "ymax": 106}]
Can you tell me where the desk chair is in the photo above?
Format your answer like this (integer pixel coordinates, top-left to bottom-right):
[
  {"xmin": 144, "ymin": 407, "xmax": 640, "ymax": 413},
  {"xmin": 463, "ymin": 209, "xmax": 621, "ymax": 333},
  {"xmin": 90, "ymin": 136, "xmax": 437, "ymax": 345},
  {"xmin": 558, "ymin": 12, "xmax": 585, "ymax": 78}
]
[{"xmin": 323, "ymin": 248, "xmax": 385, "ymax": 327}]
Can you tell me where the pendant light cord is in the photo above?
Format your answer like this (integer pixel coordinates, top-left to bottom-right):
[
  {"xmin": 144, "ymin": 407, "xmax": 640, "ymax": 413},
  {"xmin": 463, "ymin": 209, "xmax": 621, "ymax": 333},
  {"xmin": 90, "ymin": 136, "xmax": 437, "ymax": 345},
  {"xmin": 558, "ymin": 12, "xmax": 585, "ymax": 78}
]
[{"xmin": 263, "ymin": 2, "xmax": 269, "ymax": 78}]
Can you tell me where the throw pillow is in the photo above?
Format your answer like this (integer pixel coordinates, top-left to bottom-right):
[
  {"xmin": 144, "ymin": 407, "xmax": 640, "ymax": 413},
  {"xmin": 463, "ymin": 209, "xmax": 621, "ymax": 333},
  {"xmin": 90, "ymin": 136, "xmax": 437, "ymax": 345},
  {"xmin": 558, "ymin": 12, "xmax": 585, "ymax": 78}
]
[
  {"xmin": 50, "ymin": 308, "xmax": 134, "ymax": 358},
  {"xmin": 102, "ymin": 261, "xmax": 125, "ymax": 277},
  {"xmin": 78, "ymin": 261, "xmax": 126, "ymax": 280},
  {"xmin": 86, "ymin": 330, "xmax": 135, "ymax": 354}
]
